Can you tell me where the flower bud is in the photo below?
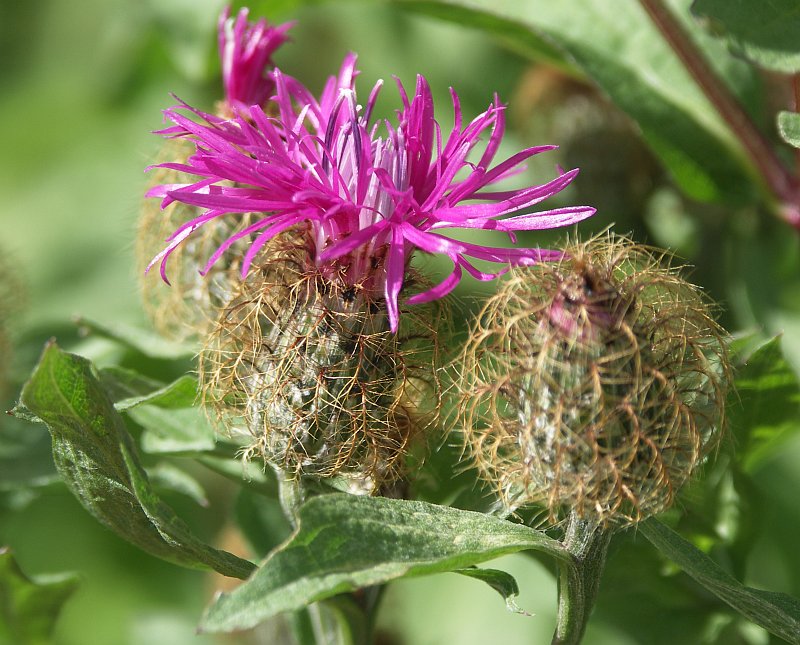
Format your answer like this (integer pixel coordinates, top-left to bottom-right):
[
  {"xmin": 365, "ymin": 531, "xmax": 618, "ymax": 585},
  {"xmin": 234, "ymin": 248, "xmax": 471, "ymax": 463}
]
[
  {"xmin": 137, "ymin": 139, "xmax": 254, "ymax": 341},
  {"xmin": 459, "ymin": 235, "xmax": 729, "ymax": 525}
]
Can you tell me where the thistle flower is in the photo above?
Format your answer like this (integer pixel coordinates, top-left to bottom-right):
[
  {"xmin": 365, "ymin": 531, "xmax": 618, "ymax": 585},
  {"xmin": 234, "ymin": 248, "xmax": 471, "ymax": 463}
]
[
  {"xmin": 459, "ymin": 235, "xmax": 729, "ymax": 525},
  {"xmin": 137, "ymin": 6, "xmax": 292, "ymax": 340},
  {"xmin": 144, "ymin": 54, "xmax": 594, "ymax": 485},
  {"xmin": 217, "ymin": 6, "xmax": 293, "ymax": 113},
  {"xmin": 146, "ymin": 54, "xmax": 596, "ymax": 332}
]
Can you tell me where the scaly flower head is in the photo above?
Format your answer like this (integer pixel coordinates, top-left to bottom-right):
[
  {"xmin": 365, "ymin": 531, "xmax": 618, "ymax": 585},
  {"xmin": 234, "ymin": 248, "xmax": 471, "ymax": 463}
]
[
  {"xmin": 147, "ymin": 54, "xmax": 595, "ymax": 331},
  {"xmin": 218, "ymin": 6, "xmax": 293, "ymax": 111}
]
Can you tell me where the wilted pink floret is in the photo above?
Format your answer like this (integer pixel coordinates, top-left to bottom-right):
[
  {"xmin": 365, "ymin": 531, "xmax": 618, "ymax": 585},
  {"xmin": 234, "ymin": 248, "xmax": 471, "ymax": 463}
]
[
  {"xmin": 147, "ymin": 54, "xmax": 595, "ymax": 331},
  {"xmin": 218, "ymin": 6, "xmax": 293, "ymax": 110}
]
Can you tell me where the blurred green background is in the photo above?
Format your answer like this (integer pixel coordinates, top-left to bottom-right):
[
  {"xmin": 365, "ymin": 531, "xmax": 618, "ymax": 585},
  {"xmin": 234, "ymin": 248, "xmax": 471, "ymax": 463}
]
[{"xmin": 2, "ymin": 1, "xmax": 800, "ymax": 644}]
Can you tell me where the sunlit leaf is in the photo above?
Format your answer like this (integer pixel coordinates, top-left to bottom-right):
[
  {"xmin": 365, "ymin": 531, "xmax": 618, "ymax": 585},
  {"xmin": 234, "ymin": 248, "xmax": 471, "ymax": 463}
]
[
  {"xmin": 778, "ymin": 111, "xmax": 800, "ymax": 150},
  {"xmin": 18, "ymin": 342, "xmax": 254, "ymax": 579},
  {"xmin": 454, "ymin": 567, "xmax": 528, "ymax": 615},
  {"xmin": 201, "ymin": 494, "xmax": 567, "ymax": 633}
]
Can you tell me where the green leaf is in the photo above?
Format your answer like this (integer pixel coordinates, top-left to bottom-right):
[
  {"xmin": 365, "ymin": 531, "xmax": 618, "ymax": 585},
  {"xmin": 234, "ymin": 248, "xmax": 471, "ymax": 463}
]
[
  {"xmin": 0, "ymin": 547, "xmax": 79, "ymax": 645},
  {"xmin": 147, "ymin": 462, "xmax": 209, "ymax": 507},
  {"xmin": 129, "ymin": 405, "xmax": 217, "ymax": 455},
  {"xmin": 454, "ymin": 567, "xmax": 528, "ymax": 615},
  {"xmin": 692, "ymin": 0, "xmax": 800, "ymax": 73},
  {"xmin": 200, "ymin": 494, "xmax": 567, "ymax": 633},
  {"xmin": 112, "ymin": 374, "xmax": 198, "ymax": 411},
  {"xmin": 399, "ymin": 0, "xmax": 757, "ymax": 204},
  {"xmin": 639, "ymin": 518, "xmax": 800, "ymax": 644},
  {"xmin": 196, "ymin": 454, "xmax": 277, "ymax": 495},
  {"xmin": 728, "ymin": 336, "xmax": 800, "ymax": 471},
  {"xmin": 73, "ymin": 316, "xmax": 195, "ymax": 360},
  {"xmin": 778, "ymin": 111, "xmax": 800, "ymax": 150},
  {"xmin": 235, "ymin": 490, "xmax": 293, "ymax": 558},
  {"xmin": 97, "ymin": 366, "xmax": 163, "ymax": 402},
  {"xmin": 398, "ymin": 1, "xmax": 575, "ymax": 73},
  {"xmin": 0, "ymin": 419, "xmax": 57, "ymax": 492},
  {"xmin": 18, "ymin": 341, "xmax": 254, "ymax": 579}
]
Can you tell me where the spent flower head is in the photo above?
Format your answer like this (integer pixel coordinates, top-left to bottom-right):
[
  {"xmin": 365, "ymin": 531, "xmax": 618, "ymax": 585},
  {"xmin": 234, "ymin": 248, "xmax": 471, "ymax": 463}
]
[{"xmin": 146, "ymin": 54, "xmax": 596, "ymax": 331}]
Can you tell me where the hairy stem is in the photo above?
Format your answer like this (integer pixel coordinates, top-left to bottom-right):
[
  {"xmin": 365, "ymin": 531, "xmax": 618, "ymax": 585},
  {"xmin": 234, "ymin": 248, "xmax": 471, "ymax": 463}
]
[
  {"xmin": 638, "ymin": 0, "xmax": 800, "ymax": 228},
  {"xmin": 551, "ymin": 513, "xmax": 613, "ymax": 645}
]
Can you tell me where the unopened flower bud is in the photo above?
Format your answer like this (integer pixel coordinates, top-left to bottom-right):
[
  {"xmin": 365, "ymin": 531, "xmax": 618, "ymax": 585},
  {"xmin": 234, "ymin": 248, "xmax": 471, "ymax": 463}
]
[{"xmin": 459, "ymin": 235, "xmax": 729, "ymax": 525}]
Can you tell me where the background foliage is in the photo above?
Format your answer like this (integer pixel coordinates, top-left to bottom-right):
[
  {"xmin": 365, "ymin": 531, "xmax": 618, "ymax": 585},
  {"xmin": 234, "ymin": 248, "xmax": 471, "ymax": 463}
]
[{"xmin": 2, "ymin": 0, "xmax": 800, "ymax": 643}]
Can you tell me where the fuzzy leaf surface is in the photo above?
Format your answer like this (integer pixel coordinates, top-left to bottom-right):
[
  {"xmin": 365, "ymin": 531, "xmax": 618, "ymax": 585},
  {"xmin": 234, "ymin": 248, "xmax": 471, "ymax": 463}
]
[
  {"xmin": 201, "ymin": 494, "xmax": 567, "ymax": 633},
  {"xmin": 692, "ymin": 0, "xmax": 800, "ymax": 73},
  {"xmin": 399, "ymin": 0, "xmax": 756, "ymax": 204},
  {"xmin": 640, "ymin": 518, "xmax": 800, "ymax": 644},
  {"xmin": 0, "ymin": 547, "xmax": 79, "ymax": 645},
  {"xmin": 18, "ymin": 342, "xmax": 254, "ymax": 579}
]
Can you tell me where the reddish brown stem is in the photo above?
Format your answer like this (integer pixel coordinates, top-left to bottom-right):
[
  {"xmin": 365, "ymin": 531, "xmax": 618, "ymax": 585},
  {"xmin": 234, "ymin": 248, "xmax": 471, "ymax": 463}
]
[{"xmin": 638, "ymin": 0, "xmax": 800, "ymax": 228}]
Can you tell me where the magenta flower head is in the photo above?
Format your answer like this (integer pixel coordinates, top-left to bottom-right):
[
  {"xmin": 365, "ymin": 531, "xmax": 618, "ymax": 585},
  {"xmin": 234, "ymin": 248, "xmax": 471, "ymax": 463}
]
[
  {"xmin": 147, "ymin": 54, "xmax": 595, "ymax": 332},
  {"xmin": 218, "ymin": 6, "xmax": 293, "ymax": 111}
]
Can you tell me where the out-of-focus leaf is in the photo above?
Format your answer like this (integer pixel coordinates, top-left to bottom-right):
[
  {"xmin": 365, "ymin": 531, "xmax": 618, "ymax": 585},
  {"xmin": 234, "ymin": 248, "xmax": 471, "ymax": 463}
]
[
  {"xmin": 113, "ymin": 374, "xmax": 198, "ymax": 411},
  {"xmin": 778, "ymin": 111, "xmax": 800, "ymax": 150},
  {"xmin": 692, "ymin": 0, "xmax": 800, "ymax": 73},
  {"xmin": 201, "ymin": 494, "xmax": 567, "ymax": 633},
  {"xmin": 18, "ymin": 342, "xmax": 254, "ymax": 579},
  {"xmin": 97, "ymin": 366, "xmax": 163, "ymax": 402},
  {"xmin": 399, "ymin": 0, "xmax": 757, "ymax": 205},
  {"xmin": 130, "ymin": 405, "xmax": 217, "ymax": 455},
  {"xmin": 74, "ymin": 316, "xmax": 194, "ymax": 360},
  {"xmin": 454, "ymin": 566, "xmax": 528, "ymax": 615},
  {"xmin": 197, "ymin": 454, "xmax": 277, "ymax": 496},
  {"xmin": 640, "ymin": 518, "xmax": 800, "ymax": 644},
  {"xmin": 0, "ymin": 419, "xmax": 57, "ymax": 492},
  {"xmin": 235, "ymin": 489, "xmax": 292, "ymax": 558},
  {"xmin": 396, "ymin": 1, "xmax": 575, "ymax": 73},
  {"xmin": 147, "ymin": 462, "xmax": 209, "ymax": 507},
  {"xmin": 0, "ymin": 547, "xmax": 79, "ymax": 645},
  {"xmin": 728, "ymin": 336, "xmax": 800, "ymax": 471}
]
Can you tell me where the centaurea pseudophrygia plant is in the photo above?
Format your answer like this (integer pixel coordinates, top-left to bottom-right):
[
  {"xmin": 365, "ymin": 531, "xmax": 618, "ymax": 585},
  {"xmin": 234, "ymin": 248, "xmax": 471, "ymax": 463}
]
[{"xmin": 145, "ymin": 51, "xmax": 595, "ymax": 486}]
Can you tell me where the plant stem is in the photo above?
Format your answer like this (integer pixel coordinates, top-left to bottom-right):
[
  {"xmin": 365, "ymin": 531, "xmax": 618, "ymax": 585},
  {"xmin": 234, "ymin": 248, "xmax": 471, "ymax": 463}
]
[
  {"xmin": 638, "ymin": 0, "xmax": 800, "ymax": 228},
  {"xmin": 551, "ymin": 512, "xmax": 613, "ymax": 645},
  {"xmin": 273, "ymin": 465, "xmax": 305, "ymax": 529}
]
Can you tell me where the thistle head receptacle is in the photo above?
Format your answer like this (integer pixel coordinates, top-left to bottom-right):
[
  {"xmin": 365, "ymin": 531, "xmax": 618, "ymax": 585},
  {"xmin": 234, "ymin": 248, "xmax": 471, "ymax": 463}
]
[{"xmin": 459, "ymin": 234, "xmax": 730, "ymax": 526}]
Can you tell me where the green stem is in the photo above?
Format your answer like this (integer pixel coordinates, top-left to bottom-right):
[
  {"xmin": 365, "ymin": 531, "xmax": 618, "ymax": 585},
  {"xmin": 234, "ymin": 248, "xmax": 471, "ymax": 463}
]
[
  {"xmin": 551, "ymin": 513, "xmax": 613, "ymax": 645},
  {"xmin": 273, "ymin": 465, "xmax": 305, "ymax": 529},
  {"xmin": 638, "ymin": 0, "xmax": 800, "ymax": 228}
]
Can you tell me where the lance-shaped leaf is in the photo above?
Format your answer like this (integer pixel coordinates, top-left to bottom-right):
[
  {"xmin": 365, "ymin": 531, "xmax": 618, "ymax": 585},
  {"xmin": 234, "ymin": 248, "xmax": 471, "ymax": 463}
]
[
  {"xmin": 639, "ymin": 518, "xmax": 800, "ymax": 644},
  {"xmin": 0, "ymin": 547, "xmax": 79, "ymax": 645},
  {"xmin": 400, "ymin": 0, "xmax": 757, "ymax": 205},
  {"xmin": 201, "ymin": 494, "xmax": 567, "ymax": 633},
  {"xmin": 18, "ymin": 341, "xmax": 254, "ymax": 579}
]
